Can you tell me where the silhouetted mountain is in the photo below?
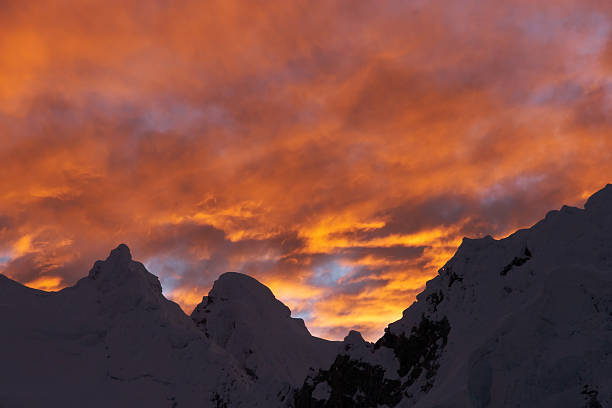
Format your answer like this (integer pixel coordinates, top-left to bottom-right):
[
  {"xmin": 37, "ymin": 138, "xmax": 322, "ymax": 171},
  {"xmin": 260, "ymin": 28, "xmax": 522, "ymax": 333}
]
[
  {"xmin": 0, "ymin": 244, "xmax": 254, "ymax": 407},
  {"xmin": 191, "ymin": 272, "xmax": 339, "ymax": 402},
  {"xmin": 0, "ymin": 245, "xmax": 339, "ymax": 407},
  {"xmin": 2, "ymin": 186, "xmax": 612, "ymax": 407},
  {"xmin": 295, "ymin": 184, "xmax": 612, "ymax": 407}
]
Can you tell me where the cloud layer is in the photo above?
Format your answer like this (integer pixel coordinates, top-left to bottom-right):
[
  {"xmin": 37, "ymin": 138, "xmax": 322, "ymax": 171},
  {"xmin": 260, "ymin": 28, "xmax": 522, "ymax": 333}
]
[{"xmin": 1, "ymin": 0, "xmax": 611, "ymax": 339}]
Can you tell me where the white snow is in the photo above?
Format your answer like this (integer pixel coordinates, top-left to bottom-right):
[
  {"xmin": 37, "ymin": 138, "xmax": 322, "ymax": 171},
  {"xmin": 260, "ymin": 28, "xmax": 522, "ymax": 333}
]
[{"xmin": 191, "ymin": 272, "xmax": 339, "ymax": 401}]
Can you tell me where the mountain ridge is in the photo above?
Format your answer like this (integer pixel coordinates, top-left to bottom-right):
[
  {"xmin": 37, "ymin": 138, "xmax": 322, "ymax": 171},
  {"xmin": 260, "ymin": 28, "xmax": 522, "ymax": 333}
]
[
  {"xmin": 295, "ymin": 184, "xmax": 612, "ymax": 407},
  {"xmin": 1, "ymin": 184, "xmax": 612, "ymax": 407},
  {"xmin": 0, "ymin": 244, "xmax": 342, "ymax": 407}
]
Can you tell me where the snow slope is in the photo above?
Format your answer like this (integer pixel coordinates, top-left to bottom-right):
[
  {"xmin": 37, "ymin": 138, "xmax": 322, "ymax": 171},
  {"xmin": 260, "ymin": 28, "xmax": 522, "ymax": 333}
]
[
  {"xmin": 0, "ymin": 244, "xmax": 253, "ymax": 407},
  {"xmin": 295, "ymin": 185, "xmax": 612, "ymax": 407},
  {"xmin": 191, "ymin": 272, "xmax": 339, "ymax": 402}
]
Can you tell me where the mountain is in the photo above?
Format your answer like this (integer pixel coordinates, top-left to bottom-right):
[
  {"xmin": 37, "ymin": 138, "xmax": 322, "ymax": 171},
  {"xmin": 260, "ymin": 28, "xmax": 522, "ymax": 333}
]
[
  {"xmin": 0, "ymin": 244, "xmax": 255, "ymax": 407},
  {"xmin": 0, "ymin": 245, "xmax": 339, "ymax": 407},
  {"xmin": 295, "ymin": 185, "xmax": 612, "ymax": 407},
  {"xmin": 2, "ymin": 185, "xmax": 612, "ymax": 407},
  {"xmin": 191, "ymin": 272, "xmax": 339, "ymax": 402}
]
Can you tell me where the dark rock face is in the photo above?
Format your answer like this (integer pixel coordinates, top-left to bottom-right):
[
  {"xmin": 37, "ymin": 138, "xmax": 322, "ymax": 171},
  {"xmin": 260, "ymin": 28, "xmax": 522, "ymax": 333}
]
[
  {"xmin": 375, "ymin": 316, "xmax": 451, "ymax": 391},
  {"xmin": 293, "ymin": 355, "xmax": 401, "ymax": 408},
  {"xmin": 582, "ymin": 385, "xmax": 604, "ymax": 408},
  {"xmin": 445, "ymin": 266, "xmax": 463, "ymax": 287},
  {"xmin": 294, "ymin": 316, "xmax": 451, "ymax": 407},
  {"xmin": 426, "ymin": 291, "xmax": 444, "ymax": 312},
  {"xmin": 500, "ymin": 247, "xmax": 532, "ymax": 276}
]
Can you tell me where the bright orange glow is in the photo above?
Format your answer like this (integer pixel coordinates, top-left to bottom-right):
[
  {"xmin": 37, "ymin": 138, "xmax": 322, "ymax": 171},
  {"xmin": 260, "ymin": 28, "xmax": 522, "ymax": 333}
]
[
  {"xmin": 25, "ymin": 276, "xmax": 63, "ymax": 291},
  {"xmin": 0, "ymin": 0, "xmax": 611, "ymax": 340},
  {"xmin": 14, "ymin": 235, "xmax": 33, "ymax": 257},
  {"xmin": 168, "ymin": 286, "xmax": 206, "ymax": 313}
]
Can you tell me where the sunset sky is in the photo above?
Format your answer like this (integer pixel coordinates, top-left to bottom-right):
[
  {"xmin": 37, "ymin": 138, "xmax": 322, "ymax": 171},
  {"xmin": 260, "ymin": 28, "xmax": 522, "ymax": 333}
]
[{"xmin": 1, "ymin": 0, "xmax": 611, "ymax": 340}]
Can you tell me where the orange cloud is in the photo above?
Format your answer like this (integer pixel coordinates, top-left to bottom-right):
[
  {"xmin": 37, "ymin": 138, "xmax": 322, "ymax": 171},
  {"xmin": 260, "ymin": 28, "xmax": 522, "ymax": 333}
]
[
  {"xmin": 0, "ymin": 0, "xmax": 611, "ymax": 340},
  {"xmin": 25, "ymin": 275, "xmax": 63, "ymax": 292}
]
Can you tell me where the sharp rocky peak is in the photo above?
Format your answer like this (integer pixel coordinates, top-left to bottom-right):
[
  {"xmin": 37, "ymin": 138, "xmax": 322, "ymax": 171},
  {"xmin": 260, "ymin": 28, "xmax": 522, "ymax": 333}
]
[
  {"xmin": 344, "ymin": 330, "xmax": 366, "ymax": 345},
  {"xmin": 85, "ymin": 243, "xmax": 162, "ymax": 295},
  {"xmin": 107, "ymin": 243, "xmax": 132, "ymax": 263},
  {"xmin": 88, "ymin": 244, "xmax": 132, "ymax": 278}
]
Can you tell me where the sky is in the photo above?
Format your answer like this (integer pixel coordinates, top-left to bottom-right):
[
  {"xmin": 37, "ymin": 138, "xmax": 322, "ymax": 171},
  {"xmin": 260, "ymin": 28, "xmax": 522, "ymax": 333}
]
[{"xmin": 0, "ymin": 0, "xmax": 611, "ymax": 340}]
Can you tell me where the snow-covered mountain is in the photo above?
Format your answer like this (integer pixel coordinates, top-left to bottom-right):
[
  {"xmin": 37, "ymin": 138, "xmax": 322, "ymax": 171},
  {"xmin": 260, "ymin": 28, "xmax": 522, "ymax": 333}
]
[
  {"xmin": 2, "ymin": 185, "xmax": 612, "ymax": 407},
  {"xmin": 191, "ymin": 272, "xmax": 339, "ymax": 402},
  {"xmin": 295, "ymin": 185, "xmax": 612, "ymax": 407},
  {"xmin": 0, "ymin": 245, "xmax": 338, "ymax": 407},
  {"xmin": 0, "ymin": 244, "xmax": 255, "ymax": 407}
]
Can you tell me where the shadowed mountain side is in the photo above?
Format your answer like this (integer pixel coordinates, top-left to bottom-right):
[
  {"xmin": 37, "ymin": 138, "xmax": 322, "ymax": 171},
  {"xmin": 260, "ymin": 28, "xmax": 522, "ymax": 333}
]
[
  {"xmin": 295, "ymin": 184, "xmax": 612, "ymax": 408},
  {"xmin": 0, "ymin": 245, "xmax": 254, "ymax": 407},
  {"xmin": 191, "ymin": 272, "xmax": 340, "ymax": 396},
  {"xmin": 0, "ymin": 244, "xmax": 345, "ymax": 407}
]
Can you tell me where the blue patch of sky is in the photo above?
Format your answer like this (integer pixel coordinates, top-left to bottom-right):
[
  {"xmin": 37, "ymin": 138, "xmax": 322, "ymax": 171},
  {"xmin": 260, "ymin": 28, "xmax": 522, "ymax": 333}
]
[
  {"xmin": 310, "ymin": 261, "xmax": 353, "ymax": 287},
  {"xmin": 480, "ymin": 175, "xmax": 546, "ymax": 206},
  {"xmin": 528, "ymin": 82, "xmax": 584, "ymax": 106},
  {"xmin": 519, "ymin": 9, "xmax": 610, "ymax": 57},
  {"xmin": 575, "ymin": 14, "xmax": 611, "ymax": 58},
  {"xmin": 144, "ymin": 256, "xmax": 190, "ymax": 296},
  {"xmin": 291, "ymin": 308, "xmax": 313, "ymax": 322},
  {"xmin": 142, "ymin": 102, "xmax": 235, "ymax": 133}
]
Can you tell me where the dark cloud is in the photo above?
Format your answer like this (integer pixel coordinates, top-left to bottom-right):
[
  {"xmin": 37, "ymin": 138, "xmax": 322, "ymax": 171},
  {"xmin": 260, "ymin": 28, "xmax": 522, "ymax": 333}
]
[{"xmin": 340, "ymin": 246, "xmax": 425, "ymax": 262}]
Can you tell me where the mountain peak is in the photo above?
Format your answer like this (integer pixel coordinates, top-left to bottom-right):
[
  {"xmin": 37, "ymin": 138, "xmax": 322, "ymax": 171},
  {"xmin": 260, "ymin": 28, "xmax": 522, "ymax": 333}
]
[
  {"xmin": 88, "ymin": 244, "xmax": 133, "ymax": 280},
  {"xmin": 107, "ymin": 243, "xmax": 132, "ymax": 263},
  {"xmin": 344, "ymin": 330, "xmax": 366, "ymax": 344},
  {"xmin": 584, "ymin": 184, "xmax": 612, "ymax": 213},
  {"xmin": 218, "ymin": 271, "xmax": 268, "ymax": 285},
  {"xmin": 192, "ymin": 272, "xmax": 292, "ymax": 327},
  {"xmin": 84, "ymin": 244, "xmax": 162, "ymax": 297},
  {"xmin": 191, "ymin": 272, "xmax": 339, "ymax": 387},
  {"xmin": 210, "ymin": 272, "xmax": 284, "ymax": 317},
  {"xmin": 217, "ymin": 271, "xmax": 270, "ymax": 287}
]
